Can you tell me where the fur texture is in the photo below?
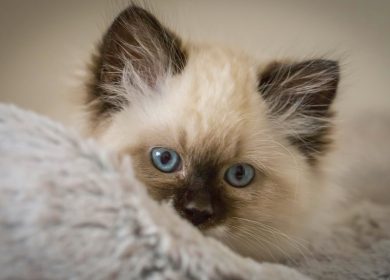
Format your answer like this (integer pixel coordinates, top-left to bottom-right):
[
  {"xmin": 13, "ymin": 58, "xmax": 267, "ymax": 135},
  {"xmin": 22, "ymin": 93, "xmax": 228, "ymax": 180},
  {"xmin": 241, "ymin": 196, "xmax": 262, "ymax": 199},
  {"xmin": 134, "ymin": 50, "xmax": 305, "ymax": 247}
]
[
  {"xmin": 0, "ymin": 104, "xmax": 308, "ymax": 280},
  {"xmin": 1, "ymin": 104, "xmax": 390, "ymax": 280},
  {"xmin": 84, "ymin": 5, "xmax": 340, "ymax": 261}
]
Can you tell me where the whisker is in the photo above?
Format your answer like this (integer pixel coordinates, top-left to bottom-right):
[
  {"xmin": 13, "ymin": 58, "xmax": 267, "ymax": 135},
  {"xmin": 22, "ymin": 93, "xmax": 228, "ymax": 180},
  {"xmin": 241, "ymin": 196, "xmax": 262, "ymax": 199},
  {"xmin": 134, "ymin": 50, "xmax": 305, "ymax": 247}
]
[
  {"xmin": 230, "ymin": 216, "xmax": 312, "ymax": 262},
  {"xmin": 228, "ymin": 224, "xmax": 278, "ymax": 262},
  {"xmin": 229, "ymin": 223, "xmax": 296, "ymax": 264}
]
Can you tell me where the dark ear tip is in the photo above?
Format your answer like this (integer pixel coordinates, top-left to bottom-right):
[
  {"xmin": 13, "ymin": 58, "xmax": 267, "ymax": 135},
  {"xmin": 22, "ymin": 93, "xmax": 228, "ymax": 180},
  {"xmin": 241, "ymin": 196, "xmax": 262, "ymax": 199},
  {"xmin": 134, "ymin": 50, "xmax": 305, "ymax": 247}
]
[
  {"xmin": 114, "ymin": 4, "xmax": 151, "ymax": 20},
  {"xmin": 322, "ymin": 59, "xmax": 339, "ymax": 70},
  {"xmin": 123, "ymin": 4, "xmax": 150, "ymax": 14},
  {"xmin": 315, "ymin": 59, "xmax": 339, "ymax": 67},
  {"xmin": 309, "ymin": 59, "xmax": 340, "ymax": 78},
  {"xmin": 259, "ymin": 59, "xmax": 340, "ymax": 90}
]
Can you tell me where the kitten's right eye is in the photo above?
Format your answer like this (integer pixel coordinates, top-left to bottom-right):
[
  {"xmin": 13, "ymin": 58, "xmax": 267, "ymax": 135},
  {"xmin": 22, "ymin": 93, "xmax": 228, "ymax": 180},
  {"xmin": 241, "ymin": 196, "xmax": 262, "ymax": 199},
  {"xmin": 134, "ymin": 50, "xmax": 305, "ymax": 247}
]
[{"xmin": 151, "ymin": 147, "xmax": 181, "ymax": 173}]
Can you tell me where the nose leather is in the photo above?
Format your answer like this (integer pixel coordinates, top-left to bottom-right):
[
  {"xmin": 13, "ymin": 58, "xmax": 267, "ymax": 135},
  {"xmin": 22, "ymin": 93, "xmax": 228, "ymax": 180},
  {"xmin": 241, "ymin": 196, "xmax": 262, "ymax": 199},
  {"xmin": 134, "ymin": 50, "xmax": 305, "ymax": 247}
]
[
  {"xmin": 183, "ymin": 188, "xmax": 213, "ymax": 226},
  {"xmin": 185, "ymin": 188, "xmax": 212, "ymax": 212}
]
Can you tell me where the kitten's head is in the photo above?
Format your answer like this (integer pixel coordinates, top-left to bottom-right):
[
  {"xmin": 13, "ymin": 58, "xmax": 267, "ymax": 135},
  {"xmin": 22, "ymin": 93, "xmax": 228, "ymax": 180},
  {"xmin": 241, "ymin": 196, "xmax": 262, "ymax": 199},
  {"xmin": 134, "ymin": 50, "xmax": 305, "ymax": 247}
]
[{"xmin": 85, "ymin": 5, "xmax": 339, "ymax": 261}]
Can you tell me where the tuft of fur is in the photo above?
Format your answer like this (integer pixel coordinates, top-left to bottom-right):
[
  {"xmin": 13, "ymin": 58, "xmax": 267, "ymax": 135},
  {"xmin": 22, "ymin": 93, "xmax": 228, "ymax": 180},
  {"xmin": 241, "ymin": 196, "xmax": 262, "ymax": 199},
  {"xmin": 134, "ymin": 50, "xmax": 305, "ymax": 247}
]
[
  {"xmin": 258, "ymin": 60, "xmax": 339, "ymax": 164},
  {"xmin": 85, "ymin": 5, "xmax": 187, "ymax": 133},
  {"xmin": 83, "ymin": 5, "xmax": 340, "ymax": 261}
]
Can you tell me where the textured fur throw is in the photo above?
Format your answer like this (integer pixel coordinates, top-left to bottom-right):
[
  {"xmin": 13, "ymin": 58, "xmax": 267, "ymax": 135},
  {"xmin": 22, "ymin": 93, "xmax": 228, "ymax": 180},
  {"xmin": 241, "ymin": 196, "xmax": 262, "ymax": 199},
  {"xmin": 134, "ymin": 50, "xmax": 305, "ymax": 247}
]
[{"xmin": 0, "ymin": 104, "xmax": 389, "ymax": 280}]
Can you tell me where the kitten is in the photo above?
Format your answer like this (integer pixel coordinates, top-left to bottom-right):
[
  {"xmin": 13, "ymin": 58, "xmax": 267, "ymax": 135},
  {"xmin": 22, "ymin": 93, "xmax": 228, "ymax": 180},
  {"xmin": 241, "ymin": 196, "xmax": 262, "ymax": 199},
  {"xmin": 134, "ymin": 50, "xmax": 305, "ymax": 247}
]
[{"xmin": 84, "ymin": 5, "xmax": 340, "ymax": 261}]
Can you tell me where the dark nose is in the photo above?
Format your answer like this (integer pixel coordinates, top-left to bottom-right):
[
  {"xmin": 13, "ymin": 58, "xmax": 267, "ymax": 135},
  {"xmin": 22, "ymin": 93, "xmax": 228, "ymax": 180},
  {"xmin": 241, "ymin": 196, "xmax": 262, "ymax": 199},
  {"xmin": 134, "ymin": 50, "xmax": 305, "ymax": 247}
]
[
  {"xmin": 184, "ymin": 206, "xmax": 213, "ymax": 226},
  {"xmin": 183, "ymin": 188, "xmax": 213, "ymax": 226}
]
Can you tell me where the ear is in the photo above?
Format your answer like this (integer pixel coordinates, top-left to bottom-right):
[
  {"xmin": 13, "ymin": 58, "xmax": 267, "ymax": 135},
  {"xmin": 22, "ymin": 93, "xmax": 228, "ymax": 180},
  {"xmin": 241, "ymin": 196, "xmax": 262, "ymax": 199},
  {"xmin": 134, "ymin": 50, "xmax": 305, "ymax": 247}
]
[
  {"xmin": 258, "ymin": 59, "xmax": 340, "ymax": 163},
  {"xmin": 86, "ymin": 5, "xmax": 187, "ymax": 121}
]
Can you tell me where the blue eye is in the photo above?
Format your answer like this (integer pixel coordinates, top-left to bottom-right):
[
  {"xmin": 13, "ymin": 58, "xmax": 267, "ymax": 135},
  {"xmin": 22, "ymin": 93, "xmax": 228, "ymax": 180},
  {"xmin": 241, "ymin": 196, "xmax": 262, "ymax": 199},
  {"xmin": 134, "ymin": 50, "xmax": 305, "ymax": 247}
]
[
  {"xmin": 151, "ymin": 147, "xmax": 181, "ymax": 173},
  {"xmin": 224, "ymin": 163, "xmax": 255, "ymax": 188}
]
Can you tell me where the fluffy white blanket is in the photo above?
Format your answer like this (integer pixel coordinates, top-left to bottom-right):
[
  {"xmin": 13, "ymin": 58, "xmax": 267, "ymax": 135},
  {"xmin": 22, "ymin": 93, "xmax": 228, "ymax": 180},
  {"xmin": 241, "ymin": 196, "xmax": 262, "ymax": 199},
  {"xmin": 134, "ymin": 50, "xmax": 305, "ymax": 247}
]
[{"xmin": 0, "ymin": 104, "xmax": 389, "ymax": 280}]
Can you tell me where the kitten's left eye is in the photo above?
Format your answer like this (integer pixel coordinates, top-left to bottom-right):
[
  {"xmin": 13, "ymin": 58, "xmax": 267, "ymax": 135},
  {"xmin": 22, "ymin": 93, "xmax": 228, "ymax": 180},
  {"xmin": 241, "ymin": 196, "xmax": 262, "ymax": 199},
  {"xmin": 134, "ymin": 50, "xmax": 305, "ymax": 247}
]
[
  {"xmin": 224, "ymin": 163, "xmax": 255, "ymax": 188},
  {"xmin": 151, "ymin": 147, "xmax": 181, "ymax": 173}
]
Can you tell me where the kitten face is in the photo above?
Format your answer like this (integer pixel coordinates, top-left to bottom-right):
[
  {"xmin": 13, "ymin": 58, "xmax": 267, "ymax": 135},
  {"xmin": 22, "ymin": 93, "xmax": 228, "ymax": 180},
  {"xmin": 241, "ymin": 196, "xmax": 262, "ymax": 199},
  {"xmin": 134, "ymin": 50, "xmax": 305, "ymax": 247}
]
[{"xmin": 85, "ymin": 6, "xmax": 339, "ymax": 261}]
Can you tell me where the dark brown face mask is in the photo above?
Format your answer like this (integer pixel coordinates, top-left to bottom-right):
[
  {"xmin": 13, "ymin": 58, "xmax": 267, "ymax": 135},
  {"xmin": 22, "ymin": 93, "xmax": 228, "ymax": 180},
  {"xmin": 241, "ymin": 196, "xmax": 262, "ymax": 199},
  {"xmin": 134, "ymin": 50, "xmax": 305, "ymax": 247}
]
[{"xmin": 173, "ymin": 172, "xmax": 228, "ymax": 228}]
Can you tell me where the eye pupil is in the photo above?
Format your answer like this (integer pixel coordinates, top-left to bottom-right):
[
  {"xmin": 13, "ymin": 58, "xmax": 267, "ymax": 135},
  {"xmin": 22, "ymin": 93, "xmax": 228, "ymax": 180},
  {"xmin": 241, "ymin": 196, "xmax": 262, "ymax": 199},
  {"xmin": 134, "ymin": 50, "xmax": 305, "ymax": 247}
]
[
  {"xmin": 235, "ymin": 165, "xmax": 244, "ymax": 180},
  {"xmin": 160, "ymin": 151, "xmax": 172, "ymax": 164}
]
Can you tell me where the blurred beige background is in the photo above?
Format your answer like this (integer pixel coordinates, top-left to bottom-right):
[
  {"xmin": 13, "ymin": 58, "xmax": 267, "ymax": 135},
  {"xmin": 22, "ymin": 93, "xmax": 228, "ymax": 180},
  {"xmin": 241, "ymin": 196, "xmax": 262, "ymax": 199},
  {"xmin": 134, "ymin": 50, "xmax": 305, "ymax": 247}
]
[{"xmin": 0, "ymin": 0, "xmax": 389, "ymax": 128}]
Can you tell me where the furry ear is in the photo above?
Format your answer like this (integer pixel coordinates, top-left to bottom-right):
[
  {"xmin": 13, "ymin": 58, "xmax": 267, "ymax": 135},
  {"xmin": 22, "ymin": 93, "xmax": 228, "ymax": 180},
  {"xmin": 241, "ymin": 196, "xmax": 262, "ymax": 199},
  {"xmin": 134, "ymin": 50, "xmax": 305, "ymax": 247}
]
[
  {"xmin": 258, "ymin": 59, "xmax": 340, "ymax": 163},
  {"xmin": 87, "ymin": 5, "xmax": 187, "ymax": 121}
]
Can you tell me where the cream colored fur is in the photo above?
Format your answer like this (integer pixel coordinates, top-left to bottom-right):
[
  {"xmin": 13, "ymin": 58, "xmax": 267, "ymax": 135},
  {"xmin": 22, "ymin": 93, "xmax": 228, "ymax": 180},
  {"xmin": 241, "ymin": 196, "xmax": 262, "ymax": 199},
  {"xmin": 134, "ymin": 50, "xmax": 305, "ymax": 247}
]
[{"xmin": 92, "ymin": 44, "xmax": 339, "ymax": 261}]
